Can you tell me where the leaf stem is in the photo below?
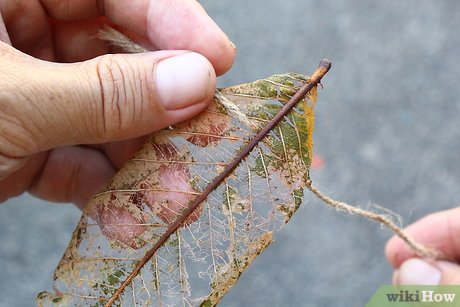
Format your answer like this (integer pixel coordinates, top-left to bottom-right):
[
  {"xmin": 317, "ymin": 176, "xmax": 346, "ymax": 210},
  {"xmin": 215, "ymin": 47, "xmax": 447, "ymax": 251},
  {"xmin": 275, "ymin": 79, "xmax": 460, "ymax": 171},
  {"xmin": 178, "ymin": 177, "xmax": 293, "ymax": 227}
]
[{"xmin": 105, "ymin": 59, "xmax": 332, "ymax": 306}]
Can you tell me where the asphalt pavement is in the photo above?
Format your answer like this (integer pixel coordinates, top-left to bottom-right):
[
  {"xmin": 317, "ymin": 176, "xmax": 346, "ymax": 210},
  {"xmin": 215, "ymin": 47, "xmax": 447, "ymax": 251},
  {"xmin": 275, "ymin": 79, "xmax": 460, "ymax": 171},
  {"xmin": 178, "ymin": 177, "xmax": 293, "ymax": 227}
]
[{"xmin": 2, "ymin": 1, "xmax": 460, "ymax": 306}]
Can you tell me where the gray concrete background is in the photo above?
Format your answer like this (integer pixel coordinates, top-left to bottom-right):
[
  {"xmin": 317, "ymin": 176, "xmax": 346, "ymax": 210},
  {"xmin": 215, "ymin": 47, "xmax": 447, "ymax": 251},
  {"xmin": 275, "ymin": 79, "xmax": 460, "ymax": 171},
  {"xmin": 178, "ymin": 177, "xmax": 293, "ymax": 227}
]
[{"xmin": 1, "ymin": 1, "xmax": 460, "ymax": 306}]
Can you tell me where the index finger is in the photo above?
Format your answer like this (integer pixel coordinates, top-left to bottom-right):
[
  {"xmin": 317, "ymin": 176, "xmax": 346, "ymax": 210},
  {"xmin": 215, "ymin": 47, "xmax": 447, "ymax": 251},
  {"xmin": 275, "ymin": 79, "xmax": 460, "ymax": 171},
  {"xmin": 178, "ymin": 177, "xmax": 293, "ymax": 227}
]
[{"xmin": 40, "ymin": 0, "xmax": 236, "ymax": 75}]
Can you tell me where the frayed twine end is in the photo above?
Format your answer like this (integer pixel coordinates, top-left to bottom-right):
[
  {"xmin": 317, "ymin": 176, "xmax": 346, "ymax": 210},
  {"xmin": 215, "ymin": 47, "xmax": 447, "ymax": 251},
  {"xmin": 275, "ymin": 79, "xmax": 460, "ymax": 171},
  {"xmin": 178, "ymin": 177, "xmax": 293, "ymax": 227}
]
[{"xmin": 305, "ymin": 179, "xmax": 443, "ymax": 260}]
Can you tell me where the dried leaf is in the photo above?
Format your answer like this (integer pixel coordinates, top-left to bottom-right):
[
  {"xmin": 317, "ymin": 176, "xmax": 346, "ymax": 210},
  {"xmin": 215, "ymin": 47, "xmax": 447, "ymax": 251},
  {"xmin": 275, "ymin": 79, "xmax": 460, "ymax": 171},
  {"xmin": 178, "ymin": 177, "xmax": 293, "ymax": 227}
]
[{"xmin": 37, "ymin": 72, "xmax": 320, "ymax": 306}]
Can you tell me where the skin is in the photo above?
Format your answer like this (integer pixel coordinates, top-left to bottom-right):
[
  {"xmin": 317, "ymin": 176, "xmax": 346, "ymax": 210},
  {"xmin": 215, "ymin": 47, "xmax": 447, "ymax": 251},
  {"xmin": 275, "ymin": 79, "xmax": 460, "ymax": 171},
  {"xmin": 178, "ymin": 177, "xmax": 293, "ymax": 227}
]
[
  {"xmin": 0, "ymin": 0, "xmax": 236, "ymax": 209},
  {"xmin": 386, "ymin": 207, "xmax": 460, "ymax": 284}
]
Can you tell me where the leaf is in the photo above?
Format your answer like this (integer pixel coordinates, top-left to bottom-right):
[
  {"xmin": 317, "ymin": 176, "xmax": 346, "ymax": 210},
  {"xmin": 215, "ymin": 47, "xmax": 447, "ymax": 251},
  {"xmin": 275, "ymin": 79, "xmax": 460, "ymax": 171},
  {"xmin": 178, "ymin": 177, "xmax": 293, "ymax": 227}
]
[{"xmin": 37, "ymin": 68, "xmax": 327, "ymax": 306}]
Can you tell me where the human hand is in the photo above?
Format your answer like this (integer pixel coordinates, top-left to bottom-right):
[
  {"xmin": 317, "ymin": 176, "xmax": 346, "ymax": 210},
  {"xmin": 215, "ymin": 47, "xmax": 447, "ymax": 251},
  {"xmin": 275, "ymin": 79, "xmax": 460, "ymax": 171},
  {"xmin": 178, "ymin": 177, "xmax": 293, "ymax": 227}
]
[
  {"xmin": 386, "ymin": 207, "xmax": 460, "ymax": 284},
  {"xmin": 0, "ymin": 0, "xmax": 236, "ymax": 208}
]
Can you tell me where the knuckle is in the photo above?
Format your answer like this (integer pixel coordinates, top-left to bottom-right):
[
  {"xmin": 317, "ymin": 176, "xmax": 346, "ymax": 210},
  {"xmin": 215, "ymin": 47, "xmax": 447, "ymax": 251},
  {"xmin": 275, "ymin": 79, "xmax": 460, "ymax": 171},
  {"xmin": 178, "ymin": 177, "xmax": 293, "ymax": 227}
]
[
  {"xmin": 95, "ymin": 55, "xmax": 142, "ymax": 139},
  {"xmin": 0, "ymin": 154, "xmax": 28, "ymax": 182},
  {"xmin": 0, "ymin": 93, "xmax": 40, "ymax": 155}
]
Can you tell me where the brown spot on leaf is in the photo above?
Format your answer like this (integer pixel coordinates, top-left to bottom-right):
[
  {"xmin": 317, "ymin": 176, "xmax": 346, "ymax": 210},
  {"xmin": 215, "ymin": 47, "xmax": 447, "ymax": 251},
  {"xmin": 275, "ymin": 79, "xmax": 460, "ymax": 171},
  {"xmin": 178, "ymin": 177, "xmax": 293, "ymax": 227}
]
[
  {"xmin": 153, "ymin": 142, "xmax": 179, "ymax": 161},
  {"xmin": 187, "ymin": 122, "xmax": 228, "ymax": 147}
]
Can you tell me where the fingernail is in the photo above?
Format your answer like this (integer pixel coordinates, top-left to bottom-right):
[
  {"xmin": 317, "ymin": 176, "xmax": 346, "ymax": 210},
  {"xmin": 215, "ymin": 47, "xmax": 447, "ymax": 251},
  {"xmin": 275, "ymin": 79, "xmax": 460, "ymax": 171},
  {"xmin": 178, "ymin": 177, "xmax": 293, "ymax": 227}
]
[
  {"xmin": 155, "ymin": 52, "xmax": 216, "ymax": 110},
  {"xmin": 397, "ymin": 258, "xmax": 441, "ymax": 285},
  {"xmin": 229, "ymin": 39, "xmax": 237, "ymax": 51}
]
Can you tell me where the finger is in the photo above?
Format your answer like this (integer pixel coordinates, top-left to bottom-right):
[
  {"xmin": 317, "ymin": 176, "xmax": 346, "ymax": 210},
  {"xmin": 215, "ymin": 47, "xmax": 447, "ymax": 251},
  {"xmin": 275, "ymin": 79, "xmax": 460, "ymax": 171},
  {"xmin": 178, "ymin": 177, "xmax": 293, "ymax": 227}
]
[
  {"xmin": 0, "ymin": 153, "xmax": 47, "ymax": 202},
  {"xmin": 145, "ymin": 0, "xmax": 236, "ymax": 75},
  {"xmin": 437, "ymin": 261, "xmax": 460, "ymax": 284},
  {"xmin": 0, "ymin": 45, "xmax": 215, "ymax": 159},
  {"xmin": 0, "ymin": 0, "xmax": 54, "ymax": 60},
  {"xmin": 51, "ymin": 18, "xmax": 109, "ymax": 62},
  {"xmin": 38, "ymin": 0, "xmax": 236, "ymax": 75},
  {"xmin": 144, "ymin": 162, "xmax": 199, "ymax": 225},
  {"xmin": 394, "ymin": 258, "xmax": 460, "ymax": 285},
  {"xmin": 28, "ymin": 146, "xmax": 117, "ymax": 209},
  {"xmin": 90, "ymin": 200, "xmax": 147, "ymax": 249},
  {"xmin": 0, "ymin": 13, "xmax": 11, "ymax": 44},
  {"xmin": 100, "ymin": 136, "xmax": 150, "ymax": 169},
  {"xmin": 51, "ymin": 18, "xmax": 158, "ymax": 63},
  {"xmin": 386, "ymin": 208, "xmax": 460, "ymax": 268},
  {"xmin": 87, "ymin": 140, "xmax": 199, "ymax": 248}
]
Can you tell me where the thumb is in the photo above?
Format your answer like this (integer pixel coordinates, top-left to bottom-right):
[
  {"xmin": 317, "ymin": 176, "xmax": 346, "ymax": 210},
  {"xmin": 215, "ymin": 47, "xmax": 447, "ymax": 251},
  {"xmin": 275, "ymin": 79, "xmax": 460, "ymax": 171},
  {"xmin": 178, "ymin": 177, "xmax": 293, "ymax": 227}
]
[
  {"xmin": 395, "ymin": 258, "xmax": 460, "ymax": 285},
  {"xmin": 0, "ymin": 43, "xmax": 216, "ymax": 157}
]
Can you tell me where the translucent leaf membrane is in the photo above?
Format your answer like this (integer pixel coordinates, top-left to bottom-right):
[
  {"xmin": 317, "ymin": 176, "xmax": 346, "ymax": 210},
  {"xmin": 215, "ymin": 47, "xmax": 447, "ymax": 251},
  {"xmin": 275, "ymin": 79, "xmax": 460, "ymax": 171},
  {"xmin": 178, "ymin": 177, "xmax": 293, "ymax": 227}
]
[{"xmin": 37, "ymin": 73, "xmax": 317, "ymax": 307}]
